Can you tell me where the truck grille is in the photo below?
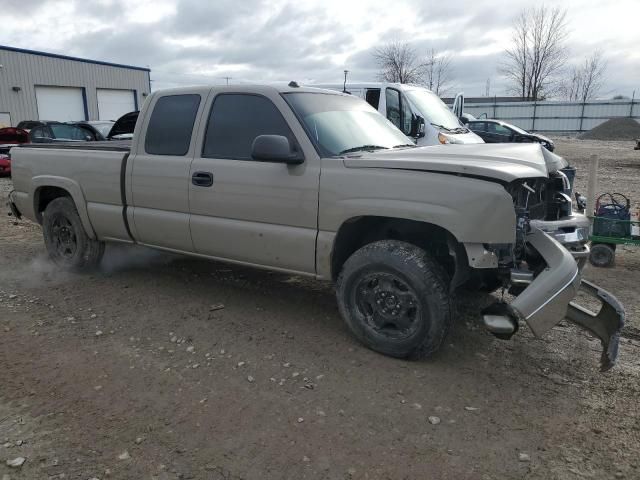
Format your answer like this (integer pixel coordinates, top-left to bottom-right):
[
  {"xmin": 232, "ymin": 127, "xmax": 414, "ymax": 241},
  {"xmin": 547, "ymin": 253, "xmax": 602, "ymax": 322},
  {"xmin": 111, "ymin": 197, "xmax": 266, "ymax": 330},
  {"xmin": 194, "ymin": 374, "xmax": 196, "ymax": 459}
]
[{"xmin": 508, "ymin": 173, "xmax": 572, "ymax": 221}]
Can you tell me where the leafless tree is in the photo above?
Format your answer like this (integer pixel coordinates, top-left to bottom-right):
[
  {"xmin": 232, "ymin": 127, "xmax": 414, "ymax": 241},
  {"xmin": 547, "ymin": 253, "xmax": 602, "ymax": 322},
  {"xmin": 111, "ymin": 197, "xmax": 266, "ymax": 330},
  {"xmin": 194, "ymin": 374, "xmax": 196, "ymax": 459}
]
[
  {"xmin": 500, "ymin": 6, "xmax": 569, "ymax": 100},
  {"xmin": 424, "ymin": 48, "xmax": 453, "ymax": 96},
  {"xmin": 562, "ymin": 52, "xmax": 607, "ymax": 101},
  {"xmin": 373, "ymin": 41, "xmax": 427, "ymax": 84}
]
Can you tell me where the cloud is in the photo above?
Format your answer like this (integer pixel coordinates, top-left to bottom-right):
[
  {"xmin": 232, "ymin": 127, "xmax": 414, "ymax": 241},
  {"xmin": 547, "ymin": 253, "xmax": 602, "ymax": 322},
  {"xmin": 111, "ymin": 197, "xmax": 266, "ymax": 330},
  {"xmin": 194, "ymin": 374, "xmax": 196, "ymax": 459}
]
[{"xmin": 1, "ymin": 0, "xmax": 638, "ymax": 97}]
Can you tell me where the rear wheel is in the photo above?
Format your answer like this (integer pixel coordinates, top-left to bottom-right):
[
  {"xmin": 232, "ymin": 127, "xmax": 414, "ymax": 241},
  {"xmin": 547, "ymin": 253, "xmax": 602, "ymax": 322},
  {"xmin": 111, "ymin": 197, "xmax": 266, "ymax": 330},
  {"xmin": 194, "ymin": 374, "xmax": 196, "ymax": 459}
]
[
  {"xmin": 336, "ymin": 240, "xmax": 451, "ymax": 359},
  {"xmin": 589, "ymin": 243, "xmax": 615, "ymax": 268},
  {"xmin": 42, "ymin": 197, "xmax": 104, "ymax": 271}
]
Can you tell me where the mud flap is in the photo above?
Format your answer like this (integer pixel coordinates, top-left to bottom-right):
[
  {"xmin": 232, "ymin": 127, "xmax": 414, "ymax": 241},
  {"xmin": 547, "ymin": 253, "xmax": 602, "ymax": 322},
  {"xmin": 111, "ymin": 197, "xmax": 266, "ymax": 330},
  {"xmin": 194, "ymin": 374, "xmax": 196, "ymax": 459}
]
[{"xmin": 565, "ymin": 280, "xmax": 625, "ymax": 372}]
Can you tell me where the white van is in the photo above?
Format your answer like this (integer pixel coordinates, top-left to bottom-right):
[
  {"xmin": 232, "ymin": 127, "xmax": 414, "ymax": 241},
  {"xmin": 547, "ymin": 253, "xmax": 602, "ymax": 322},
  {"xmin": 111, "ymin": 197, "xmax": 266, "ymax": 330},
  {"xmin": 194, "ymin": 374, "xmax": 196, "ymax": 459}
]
[{"xmin": 313, "ymin": 82, "xmax": 483, "ymax": 146}]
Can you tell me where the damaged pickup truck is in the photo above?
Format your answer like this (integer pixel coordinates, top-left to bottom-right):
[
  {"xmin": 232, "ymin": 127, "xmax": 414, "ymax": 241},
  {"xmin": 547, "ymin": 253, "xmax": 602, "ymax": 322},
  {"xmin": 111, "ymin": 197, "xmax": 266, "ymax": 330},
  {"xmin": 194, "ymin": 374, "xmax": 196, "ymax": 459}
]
[{"xmin": 8, "ymin": 84, "xmax": 624, "ymax": 370}]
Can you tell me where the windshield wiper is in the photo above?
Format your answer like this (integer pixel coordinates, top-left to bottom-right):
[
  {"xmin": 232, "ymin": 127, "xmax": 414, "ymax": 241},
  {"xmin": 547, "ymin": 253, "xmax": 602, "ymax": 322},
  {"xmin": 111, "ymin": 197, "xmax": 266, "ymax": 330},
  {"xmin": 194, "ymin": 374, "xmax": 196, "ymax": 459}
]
[
  {"xmin": 339, "ymin": 145, "xmax": 389, "ymax": 155},
  {"xmin": 430, "ymin": 122, "xmax": 454, "ymax": 132},
  {"xmin": 393, "ymin": 143, "xmax": 417, "ymax": 149}
]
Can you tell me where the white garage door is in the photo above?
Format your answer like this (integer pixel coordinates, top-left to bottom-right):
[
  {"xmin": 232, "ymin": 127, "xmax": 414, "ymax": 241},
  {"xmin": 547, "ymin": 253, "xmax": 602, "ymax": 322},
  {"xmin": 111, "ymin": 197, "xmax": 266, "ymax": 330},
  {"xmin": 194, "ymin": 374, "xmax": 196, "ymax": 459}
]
[
  {"xmin": 97, "ymin": 89, "xmax": 135, "ymax": 121},
  {"xmin": 35, "ymin": 86, "xmax": 85, "ymax": 121},
  {"xmin": 0, "ymin": 113, "xmax": 11, "ymax": 128}
]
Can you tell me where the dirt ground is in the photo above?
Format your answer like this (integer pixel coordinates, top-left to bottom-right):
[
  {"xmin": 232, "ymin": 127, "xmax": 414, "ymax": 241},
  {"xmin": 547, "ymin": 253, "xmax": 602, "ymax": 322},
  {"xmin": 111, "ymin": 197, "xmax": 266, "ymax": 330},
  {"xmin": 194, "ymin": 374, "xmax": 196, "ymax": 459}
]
[{"xmin": 1, "ymin": 138, "xmax": 639, "ymax": 480}]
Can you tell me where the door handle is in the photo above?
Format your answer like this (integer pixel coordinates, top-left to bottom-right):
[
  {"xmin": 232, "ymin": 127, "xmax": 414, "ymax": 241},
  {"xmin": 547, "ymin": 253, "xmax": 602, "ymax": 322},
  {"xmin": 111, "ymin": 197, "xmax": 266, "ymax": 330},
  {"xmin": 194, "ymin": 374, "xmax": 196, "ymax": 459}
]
[{"xmin": 192, "ymin": 171, "xmax": 214, "ymax": 187}]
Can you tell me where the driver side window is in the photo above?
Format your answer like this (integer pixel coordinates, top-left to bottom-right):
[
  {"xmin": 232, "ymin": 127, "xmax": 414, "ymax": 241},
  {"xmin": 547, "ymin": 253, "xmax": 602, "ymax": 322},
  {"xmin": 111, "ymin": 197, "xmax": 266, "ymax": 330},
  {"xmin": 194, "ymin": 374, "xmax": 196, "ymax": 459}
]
[
  {"xmin": 385, "ymin": 88, "xmax": 412, "ymax": 136},
  {"xmin": 385, "ymin": 88, "xmax": 401, "ymax": 130}
]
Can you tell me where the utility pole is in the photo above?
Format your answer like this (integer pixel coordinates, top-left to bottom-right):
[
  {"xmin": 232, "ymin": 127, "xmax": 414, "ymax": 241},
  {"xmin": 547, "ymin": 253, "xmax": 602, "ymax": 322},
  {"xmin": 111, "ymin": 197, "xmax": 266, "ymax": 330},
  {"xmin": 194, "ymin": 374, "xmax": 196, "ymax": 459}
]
[
  {"xmin": 222, "ymin": 76, "xmax": 232, "ymax": 86},
  {"xmin": 343, "ymin": 70, "xmax": 349, "ymax": 93},
  {"xmin": 485, "ymin": 78, "xmax": 491, "ymax": 97}
]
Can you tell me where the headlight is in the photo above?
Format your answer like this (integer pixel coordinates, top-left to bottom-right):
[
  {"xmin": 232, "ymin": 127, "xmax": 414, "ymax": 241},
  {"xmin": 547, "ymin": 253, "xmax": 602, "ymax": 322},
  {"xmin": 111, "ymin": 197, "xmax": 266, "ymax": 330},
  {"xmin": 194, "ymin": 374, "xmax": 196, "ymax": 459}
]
[{"xmin": 438, "ymin": 132, "xmax": 464, "ymax": 144}]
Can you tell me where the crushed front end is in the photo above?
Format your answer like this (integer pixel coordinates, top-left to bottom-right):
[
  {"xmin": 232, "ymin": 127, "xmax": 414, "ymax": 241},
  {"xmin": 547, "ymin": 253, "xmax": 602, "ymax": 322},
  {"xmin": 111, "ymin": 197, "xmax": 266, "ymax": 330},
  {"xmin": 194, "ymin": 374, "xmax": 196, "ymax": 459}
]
[{"xmin": 477, "ymin": 176, "xmax": 625, "ymax": 371}]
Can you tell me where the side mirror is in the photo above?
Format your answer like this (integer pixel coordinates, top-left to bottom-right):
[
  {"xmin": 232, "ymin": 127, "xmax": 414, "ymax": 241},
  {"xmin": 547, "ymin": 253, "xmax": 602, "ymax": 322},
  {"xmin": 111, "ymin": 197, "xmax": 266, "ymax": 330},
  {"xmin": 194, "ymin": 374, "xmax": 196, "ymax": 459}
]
[
  {"xmin": 410, "ymin": 115, "xmax": 426, "ymax": 138},
  {"xmin": 251, "ymin": 135, "xmax": 303, "ymax": 165}
]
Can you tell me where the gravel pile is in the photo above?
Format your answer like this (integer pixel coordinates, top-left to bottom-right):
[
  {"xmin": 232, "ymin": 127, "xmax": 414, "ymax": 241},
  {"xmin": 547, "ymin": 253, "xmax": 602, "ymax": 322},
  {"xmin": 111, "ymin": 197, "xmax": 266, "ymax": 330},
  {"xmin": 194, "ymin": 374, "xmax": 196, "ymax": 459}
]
[{"xmin": 580, "ymin": 117, "xmax": 640, "ymax": 140}]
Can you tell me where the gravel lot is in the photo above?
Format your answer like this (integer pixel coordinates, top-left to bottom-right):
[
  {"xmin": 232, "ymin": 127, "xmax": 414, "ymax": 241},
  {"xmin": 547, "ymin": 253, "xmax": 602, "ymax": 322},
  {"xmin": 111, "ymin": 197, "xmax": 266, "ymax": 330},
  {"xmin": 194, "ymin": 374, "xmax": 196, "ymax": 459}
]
[{"xmin": 1, "ymin": 138, "xmax": 639, "ymax": 480}]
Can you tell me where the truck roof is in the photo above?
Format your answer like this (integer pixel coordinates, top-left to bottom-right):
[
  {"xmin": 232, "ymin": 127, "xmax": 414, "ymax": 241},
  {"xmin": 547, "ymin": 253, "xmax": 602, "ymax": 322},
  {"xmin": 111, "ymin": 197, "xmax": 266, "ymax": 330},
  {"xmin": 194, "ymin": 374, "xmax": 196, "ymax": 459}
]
[
  {"xmin": 312, "ymin": 82, "xmax": 436, "ymax": 94},
  {"xmin": 152, "ymin": 84, "xmax": 348, "ymax": 96}
]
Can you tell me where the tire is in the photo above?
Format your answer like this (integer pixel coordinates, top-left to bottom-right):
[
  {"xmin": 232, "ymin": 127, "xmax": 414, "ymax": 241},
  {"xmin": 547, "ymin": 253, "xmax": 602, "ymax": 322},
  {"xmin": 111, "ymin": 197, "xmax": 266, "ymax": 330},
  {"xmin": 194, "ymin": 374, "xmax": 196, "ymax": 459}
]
[
  {"xmin": 589, "ymin": 243, "xmax": 615, "ymax": 268},
  {"xmin": 42, "ymin": 197, "xmax": 104, "ymax": 271},
  {"xmin": 336, "ymin": 240, "xmax": 451, "ymax": 359}
]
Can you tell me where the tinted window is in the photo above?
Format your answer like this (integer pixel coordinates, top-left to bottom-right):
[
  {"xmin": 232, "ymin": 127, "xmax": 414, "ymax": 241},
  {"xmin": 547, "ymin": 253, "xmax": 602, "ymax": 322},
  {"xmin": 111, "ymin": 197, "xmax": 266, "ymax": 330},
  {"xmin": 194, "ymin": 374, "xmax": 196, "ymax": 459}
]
[
  {"xmin": 203, "ymin": 94, "xmax": 294, "ymax": 160},
  {"xmin": 488, "ymin": 122, "xmax": 512, "ymax": 136},
  {"xmin": 469, "ymin": 122, "xmax": 486, "ymax": 132},
  {"xmin": 30, "ymin": 126, "xmax": 51, "ymax": 142},
  {"xmin": 145, "ymin": 95, "xmax": 200, "ymax": 155},
  {"xmin": 365, "ymin": 89, "xmax": 381, "ymax": 109},
  {"xmin": 51, "ymin": 124, "xmax": 92, "ymax": 141}
]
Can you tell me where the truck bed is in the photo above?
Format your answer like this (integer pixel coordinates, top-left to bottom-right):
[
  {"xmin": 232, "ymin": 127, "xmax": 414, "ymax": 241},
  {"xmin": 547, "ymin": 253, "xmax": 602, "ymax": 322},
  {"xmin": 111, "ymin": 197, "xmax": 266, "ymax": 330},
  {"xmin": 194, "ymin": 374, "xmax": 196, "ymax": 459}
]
[{"xmin": 15, "ymin": 140, "xmax": 131, "ymax": 152}]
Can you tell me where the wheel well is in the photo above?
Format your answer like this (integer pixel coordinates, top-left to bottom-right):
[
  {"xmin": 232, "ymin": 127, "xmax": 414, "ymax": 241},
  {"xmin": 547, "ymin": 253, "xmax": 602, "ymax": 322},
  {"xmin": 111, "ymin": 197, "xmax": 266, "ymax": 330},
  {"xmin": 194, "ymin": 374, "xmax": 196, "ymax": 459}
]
[
  {"xmin": 34, "ymin": 186, "xmax": 71, "ymax": 223},
  {"xmin": 331, "ymin": 216, "xmax": 469, "ymax": 286}
]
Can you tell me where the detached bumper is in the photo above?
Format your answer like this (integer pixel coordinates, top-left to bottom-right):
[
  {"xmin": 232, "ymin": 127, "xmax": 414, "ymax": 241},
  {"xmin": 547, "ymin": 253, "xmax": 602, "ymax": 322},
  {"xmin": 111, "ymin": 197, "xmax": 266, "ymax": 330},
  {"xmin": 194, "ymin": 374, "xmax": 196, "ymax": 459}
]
[
  {"xmin": 482, "ymin": 227, "xmax": 625, "ymax": 371},
  {"xmin": 7, "ymin": 190, "xmax": 22, "ymax": 219}
]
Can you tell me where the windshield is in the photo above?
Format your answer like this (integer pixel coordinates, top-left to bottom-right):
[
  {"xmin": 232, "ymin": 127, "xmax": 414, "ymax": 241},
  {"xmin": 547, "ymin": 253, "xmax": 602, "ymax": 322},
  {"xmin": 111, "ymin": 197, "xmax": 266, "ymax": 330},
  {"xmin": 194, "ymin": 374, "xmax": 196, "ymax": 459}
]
[
  {"xmin": 284, "ymin": 92, "xmax": 413, "ymax": 156},
  {"xmin": 404, "ymin": 89, "xmax": 462, "ymax": 131},
  {"xmin": 506, "ymin": 122, "xmax": 528, "ymax": 135}
]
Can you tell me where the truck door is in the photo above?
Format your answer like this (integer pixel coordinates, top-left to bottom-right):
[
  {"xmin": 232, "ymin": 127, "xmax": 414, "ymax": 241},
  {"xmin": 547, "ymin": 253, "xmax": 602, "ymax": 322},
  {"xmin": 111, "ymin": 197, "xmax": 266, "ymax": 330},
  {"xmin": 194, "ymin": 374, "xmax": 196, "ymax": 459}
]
[
  {"xmin": 129, "ymin": 90, "xmax": 209, "ymax": 251},
  {"xmin": 188, "ymin": 90, "xmax": 320, "ymax": 274}
]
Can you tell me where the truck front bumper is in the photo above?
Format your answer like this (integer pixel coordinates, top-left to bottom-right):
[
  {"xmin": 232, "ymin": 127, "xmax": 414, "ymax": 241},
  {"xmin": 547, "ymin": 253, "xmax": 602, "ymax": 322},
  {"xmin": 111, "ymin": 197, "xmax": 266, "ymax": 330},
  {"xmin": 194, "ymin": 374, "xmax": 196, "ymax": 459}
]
[
  {"xmin": 482, "ymin": 227, "xmax": 624, "ymax": 371},
  {"xmin": 531, "ymin": 213, "xmax": 591, "ymax": 267},
  {"xmin": 7, "ymin": 190, "xmax": 22, "ymax": 219}
]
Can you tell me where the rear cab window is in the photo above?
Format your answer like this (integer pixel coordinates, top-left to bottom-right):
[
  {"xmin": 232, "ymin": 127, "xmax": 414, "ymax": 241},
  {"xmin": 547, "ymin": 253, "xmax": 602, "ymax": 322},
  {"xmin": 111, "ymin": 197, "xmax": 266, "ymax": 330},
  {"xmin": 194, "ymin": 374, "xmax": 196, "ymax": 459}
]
[{"xmin": 145, "ymin": 94, "xmax": 201, "ymax": 155}]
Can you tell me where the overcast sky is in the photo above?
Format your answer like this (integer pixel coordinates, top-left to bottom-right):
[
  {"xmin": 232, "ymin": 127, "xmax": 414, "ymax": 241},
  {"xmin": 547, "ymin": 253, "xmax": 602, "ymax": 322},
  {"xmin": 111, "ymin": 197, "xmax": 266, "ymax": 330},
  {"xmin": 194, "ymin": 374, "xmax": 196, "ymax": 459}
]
[{"xmin": 3, "ymin": 0, "xmax": 639, "ymax": 98}]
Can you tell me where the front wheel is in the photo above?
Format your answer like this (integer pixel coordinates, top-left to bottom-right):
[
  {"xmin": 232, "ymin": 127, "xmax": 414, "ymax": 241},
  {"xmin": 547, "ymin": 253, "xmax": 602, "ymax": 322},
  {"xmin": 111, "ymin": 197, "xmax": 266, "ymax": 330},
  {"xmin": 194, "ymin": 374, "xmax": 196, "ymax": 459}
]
[
  {"xmin": 336, "ymin": 240, "xmax": 451, "ymax": 359},
  {"xmin": 42, "ymin": 197, "xmax": 105, "ymax": 271}
]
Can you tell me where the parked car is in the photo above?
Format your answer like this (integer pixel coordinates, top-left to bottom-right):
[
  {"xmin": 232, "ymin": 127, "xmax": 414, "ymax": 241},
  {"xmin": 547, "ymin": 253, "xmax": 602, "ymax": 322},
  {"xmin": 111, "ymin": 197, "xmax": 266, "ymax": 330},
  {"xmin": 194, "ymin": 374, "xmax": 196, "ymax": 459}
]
[
  {"xmin": 0, "ymin": 127, "xmax": 30, "ymax": 155},
  {"xmin": 0, "ymin": 127, "xmax": 29, "ymax": 143},
  {"xmin": 466, "ymin": 119, "xmax": 555, "ymax": 152},
  {"xmin": 71, "ymin": 121, "xmax": 115, "ymax": 141},
  {"xmin": 7, "ymin": 84, "xmax": 622, "ymax": 370},
  {"xmin": 29, "ymin": 122, "xmax": 97, "ymax": 143},
  {"xmin": 106, "ymin": 111, "xmax": 138, "ymax": 139},
  {"xmin": 0, "ymin": 153, "xmax": 10, "ymax": 176},
  {"xmin": 313, "ymin": 82, "xmax": 484, "ymax": 146}
]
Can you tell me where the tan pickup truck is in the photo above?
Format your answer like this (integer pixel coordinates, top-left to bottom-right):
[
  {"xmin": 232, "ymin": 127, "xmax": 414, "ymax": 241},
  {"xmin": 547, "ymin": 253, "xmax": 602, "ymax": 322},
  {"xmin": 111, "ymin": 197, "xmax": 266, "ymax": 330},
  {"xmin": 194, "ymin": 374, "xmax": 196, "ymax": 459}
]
[{"xmin": 8, "ymin": 84, "xmax": 624, "ymax": 369}]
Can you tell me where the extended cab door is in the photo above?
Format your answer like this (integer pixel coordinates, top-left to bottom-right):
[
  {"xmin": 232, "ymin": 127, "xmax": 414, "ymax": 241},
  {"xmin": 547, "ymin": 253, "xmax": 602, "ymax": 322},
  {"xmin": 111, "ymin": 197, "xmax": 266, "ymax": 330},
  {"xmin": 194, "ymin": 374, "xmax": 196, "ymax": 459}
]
[
  {"xmin": 128, "ymin": 89, "xmax": 209, "ymax": 250},
  {"xmin": 188, "ymin": 88, "xmax": 320, "ymax": 274}
]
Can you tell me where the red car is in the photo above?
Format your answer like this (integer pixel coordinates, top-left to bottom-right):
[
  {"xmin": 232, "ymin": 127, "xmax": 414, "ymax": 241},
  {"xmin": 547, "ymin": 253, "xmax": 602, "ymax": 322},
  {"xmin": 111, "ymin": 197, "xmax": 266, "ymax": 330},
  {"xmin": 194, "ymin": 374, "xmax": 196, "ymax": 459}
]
[
  {"xmin": 0, "ymin": 153, "xmax": 10, "ymax": 176},
  {"xmin": 0, "ymin": 127, "xmax": 29, "ymax": 145},
  {"xmin": 0, "ymin": 127, "xmax": 28, "ymax": 176}
]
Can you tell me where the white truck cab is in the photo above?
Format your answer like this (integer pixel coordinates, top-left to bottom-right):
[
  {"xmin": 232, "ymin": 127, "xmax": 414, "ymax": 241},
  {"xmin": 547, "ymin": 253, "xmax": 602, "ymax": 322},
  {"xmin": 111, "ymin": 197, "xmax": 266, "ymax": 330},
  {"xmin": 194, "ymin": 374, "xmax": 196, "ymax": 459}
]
[{"xmin": 313, "ymin": 82, "xmax": 483, "ymax": 146}]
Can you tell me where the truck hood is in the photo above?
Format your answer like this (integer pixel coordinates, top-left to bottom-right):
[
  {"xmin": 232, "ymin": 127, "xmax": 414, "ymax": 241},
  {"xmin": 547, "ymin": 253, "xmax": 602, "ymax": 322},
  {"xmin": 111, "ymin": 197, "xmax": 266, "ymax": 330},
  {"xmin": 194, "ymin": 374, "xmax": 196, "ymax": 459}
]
[{"xmin": 343, "ymin": 143, "xmax": 568, "ymax": 182}]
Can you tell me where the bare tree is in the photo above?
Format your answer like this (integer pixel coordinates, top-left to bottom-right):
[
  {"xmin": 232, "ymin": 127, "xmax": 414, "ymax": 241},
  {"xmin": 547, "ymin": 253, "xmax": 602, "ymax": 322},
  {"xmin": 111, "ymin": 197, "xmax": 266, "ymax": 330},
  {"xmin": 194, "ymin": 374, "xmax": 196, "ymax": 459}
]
[
  {"xmin": 500, "ymin": 6, "xmax": 569, "ymax": 100},
  {"xmin": 373, "ymin": 41, "xmax": 427, "ymax": 84},
  {"xmin": 424, "ymin": 48, "xmax": 453, "ymax": 95},
  {"xmin": 562, "ymin": 52, "xmax": 607, "ymax": 101}
]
